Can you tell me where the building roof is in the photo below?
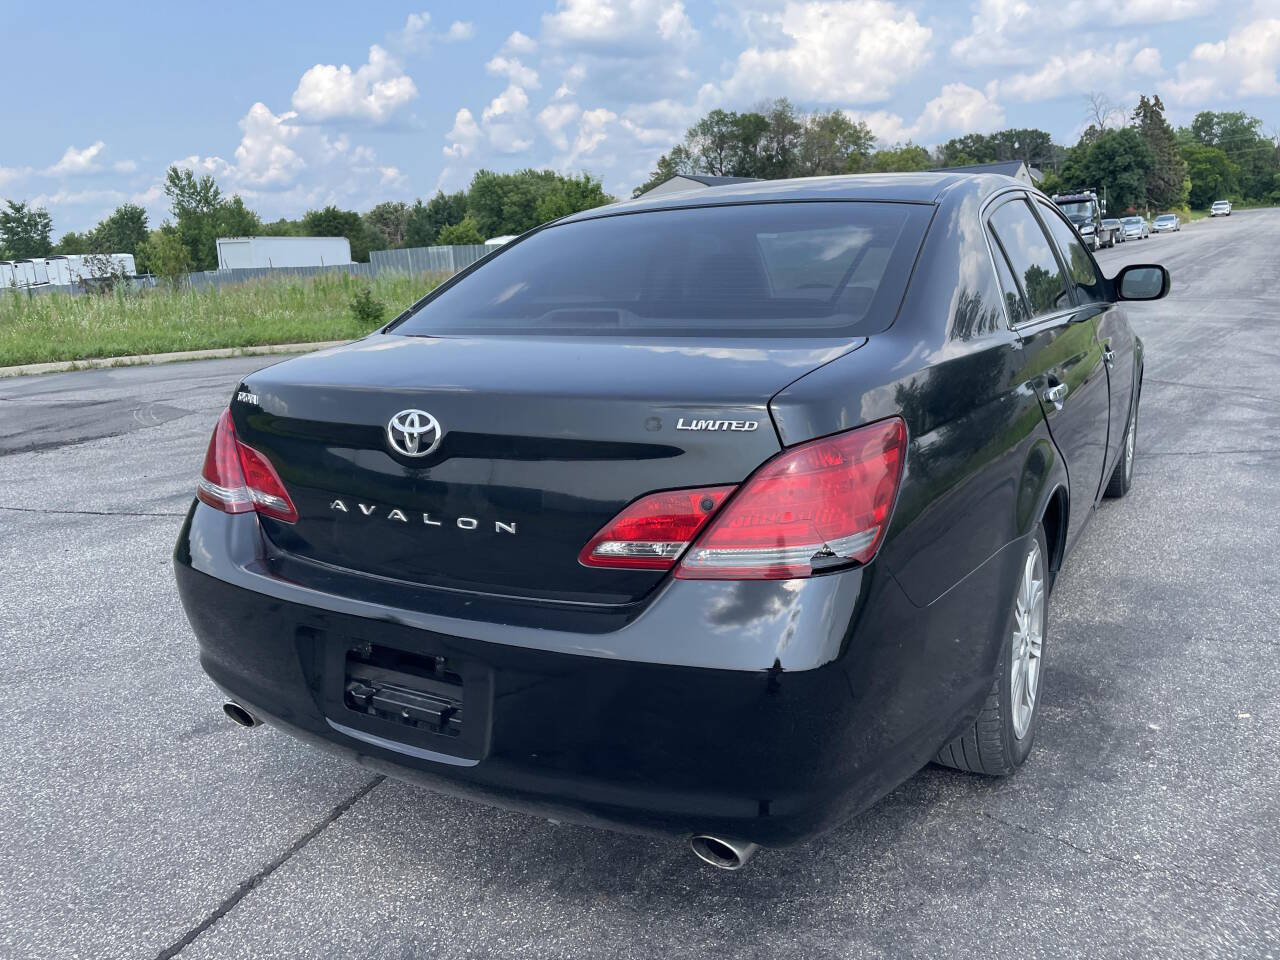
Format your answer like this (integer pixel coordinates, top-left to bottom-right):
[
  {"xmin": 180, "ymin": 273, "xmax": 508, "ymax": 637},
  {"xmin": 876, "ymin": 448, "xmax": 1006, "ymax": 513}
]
[
  {"xmin": 676, "ymin": 175, "xmax": 763, "ymax": 187},
  {"xmin": 931, "ymin": 160, "xmax": 1043, "ymax": 182}
]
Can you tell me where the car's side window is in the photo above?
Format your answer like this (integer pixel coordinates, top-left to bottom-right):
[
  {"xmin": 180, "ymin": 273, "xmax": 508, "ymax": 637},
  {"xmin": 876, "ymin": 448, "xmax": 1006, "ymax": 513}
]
[
  {"xmin": 987, "ymin": 198, "xmax": 1071, "ymax": 322},
  {"xmin": 1036, "ymin": 200, "xmax": 1106, "ymax": 303},
  {"xmin": 987, "ymin": 232, "xmax": 1030, "ymax": 327}
]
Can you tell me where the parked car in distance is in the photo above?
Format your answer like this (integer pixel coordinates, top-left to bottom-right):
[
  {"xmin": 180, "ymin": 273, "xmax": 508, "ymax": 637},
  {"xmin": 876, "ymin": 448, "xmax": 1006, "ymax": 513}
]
[
  {"xmin": 1121, "ymin": 216, "xmax": 1150, "ymax": 240},
  {"xmin": 1210, "ymin": 200, "xmax": 1232, "ymax": 217},
  {"xmin": 1152, "ymin": 214, "xmax": 1181, "ymax": 233},
  {"xmin": 1102, "ymin": 218, "xmax": 1126, "ymax": 242},
  {"xmin": 174, "ymin": 172, "xmax": 1169, "ymax": 871}
]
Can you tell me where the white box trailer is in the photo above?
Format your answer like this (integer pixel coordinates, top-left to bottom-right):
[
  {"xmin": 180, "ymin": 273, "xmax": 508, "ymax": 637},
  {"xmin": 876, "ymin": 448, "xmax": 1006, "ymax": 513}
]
[
  {"xmin": 11, "ymin": 260, "xmax": 49, "ymax": 287},
  {"xmin": 216, "ymin": 236, "xmax": 352, "ymax": 270},
  {"xmin": 45, "ymin": 254, "xmax": 137, "ymax": 285},
  {"xmin": 0, "ymin": 261, "xmax": 15, "ymax": 289}
]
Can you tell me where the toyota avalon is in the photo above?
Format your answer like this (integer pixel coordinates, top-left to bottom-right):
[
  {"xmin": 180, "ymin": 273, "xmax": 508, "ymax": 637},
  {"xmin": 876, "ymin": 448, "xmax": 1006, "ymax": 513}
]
[{"xmin": 175, "ymin": 173, "xmax": 1168, "ymax": 870}]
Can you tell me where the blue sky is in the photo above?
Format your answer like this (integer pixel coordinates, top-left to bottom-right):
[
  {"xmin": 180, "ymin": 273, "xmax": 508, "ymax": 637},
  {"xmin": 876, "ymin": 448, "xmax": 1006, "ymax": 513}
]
[{"xmin": 2, "ymin": 0, "xmax": 1278, "ymax": 238}]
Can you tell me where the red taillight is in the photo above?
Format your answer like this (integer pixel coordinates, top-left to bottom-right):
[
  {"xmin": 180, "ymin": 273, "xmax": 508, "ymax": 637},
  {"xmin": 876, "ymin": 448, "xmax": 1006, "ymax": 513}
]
[
  {"xmin": 579, "ymin": 486, "xmax": 735, "ymax": 570},
  {"xmin": 676, "ymin": 417, "xmax": 906, "ymax": 580},
  {"xmin": 196, "ymin": 409, "xmax": 298, "ymax": 523}
]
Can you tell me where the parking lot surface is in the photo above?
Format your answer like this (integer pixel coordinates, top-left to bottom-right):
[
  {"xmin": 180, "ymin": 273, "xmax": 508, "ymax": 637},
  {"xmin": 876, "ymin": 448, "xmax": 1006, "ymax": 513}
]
[{"xmin": 2, "ymin": 210, "xmax": 1278, "ymax": 959}]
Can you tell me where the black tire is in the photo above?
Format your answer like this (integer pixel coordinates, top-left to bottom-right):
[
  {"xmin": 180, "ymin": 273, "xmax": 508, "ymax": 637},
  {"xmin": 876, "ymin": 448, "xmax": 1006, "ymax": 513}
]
[
  {"xmin": 935, "ymin": 526, "xmax": 1050, "ymax": 776},
  {"xmin": 1104, "ymin": 391, "xmax": 1138, "ymax": 499}
]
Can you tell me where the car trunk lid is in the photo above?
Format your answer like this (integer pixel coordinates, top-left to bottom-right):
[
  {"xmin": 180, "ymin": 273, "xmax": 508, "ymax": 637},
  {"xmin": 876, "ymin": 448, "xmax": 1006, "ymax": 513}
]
[{"xmin": 232, "ymin": 333, "xmax": 861, "ymax": 604}]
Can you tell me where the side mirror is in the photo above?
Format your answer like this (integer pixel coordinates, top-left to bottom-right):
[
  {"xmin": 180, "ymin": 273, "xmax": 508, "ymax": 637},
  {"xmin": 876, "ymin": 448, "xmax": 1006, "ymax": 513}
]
[{"xmin": 1114, "ymin": 263, "xmax": 1170, "ymax": 301}]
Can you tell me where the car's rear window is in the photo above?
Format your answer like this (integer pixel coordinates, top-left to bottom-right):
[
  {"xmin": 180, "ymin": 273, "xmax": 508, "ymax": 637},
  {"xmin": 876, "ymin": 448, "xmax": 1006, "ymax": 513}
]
[{"xmin": 391, "ymin": 201, "xmax": 932, "ymax": 338}]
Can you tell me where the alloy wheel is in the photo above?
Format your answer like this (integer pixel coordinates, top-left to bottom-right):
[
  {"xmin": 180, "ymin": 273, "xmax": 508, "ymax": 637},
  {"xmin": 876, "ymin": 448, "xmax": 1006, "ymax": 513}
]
[{"xmin": 1010, "ymin": 540, "xmax": 1045, "ymax": 740}]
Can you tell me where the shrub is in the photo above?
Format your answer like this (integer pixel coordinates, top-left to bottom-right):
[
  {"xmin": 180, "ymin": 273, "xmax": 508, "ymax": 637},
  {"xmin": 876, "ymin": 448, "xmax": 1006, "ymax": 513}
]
[{"xmin": 349, "ymin": 286, "xmax": 386, "ymax": 325}]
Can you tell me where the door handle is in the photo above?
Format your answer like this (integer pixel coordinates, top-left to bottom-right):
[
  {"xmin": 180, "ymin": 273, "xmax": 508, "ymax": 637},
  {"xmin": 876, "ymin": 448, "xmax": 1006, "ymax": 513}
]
[{"xmin": 1043, "ymin": 383, "xmax": 1068, "ymax": 407}]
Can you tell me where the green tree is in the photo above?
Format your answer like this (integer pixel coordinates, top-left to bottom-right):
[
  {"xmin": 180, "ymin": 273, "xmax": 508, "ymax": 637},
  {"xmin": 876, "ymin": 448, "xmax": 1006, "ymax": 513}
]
[
  {"xmin": 533, "ymin": 172, "xmax": 612, "ymax": 223},
  {"xmin": 938, "ymin": 129, "xmax": 1058, "ymax": 170},
  {"xmin": 142, "ymin": 226, "xmax": 193, "ymax": 285},
  {"xmin": 1182, "ymin": 110, "xmax": 1278, "ymax": 201},
  {"xmin": 1181, "ymin": 143, "xmax": 1237, "ymax": 209},
  {"xmin": 260, "ymin": 218, "xmax": 303, "ymax": 237},
  {"xmin": 54, "ymin": 231, "xmax": 92, "ymax": 255},
  {"xmin": 1132, "ymin": 95, "xmax": 1187, "ymax": 210},
  {"xmin": 466, "ymin": 169, "xmax": 614, "ymax": 237},
  {"xmin": 302, "ymin": 205, "xmax": 373, "ymax": 262},
  {"xmin": 797, "ymin": 111, "xmax": 875, "ymax": 175},
  {"xmin": 436, "ymin": 216, "xmax": 484, "ymax": 245},
  {"xmin": 1062, "ymin": 128, "xmax": 1153, "ymax": 213},
  {"xmin": 89, "ymin": 202, "xmax": 151, "ymax": 262},
  {"xmin": 405, "ymin": 191, "xmax": 468, "ymax": 245},
  {"xmin": 364, "ymin": 201, "xmax": 410, "ymax": 250},
  {"xmin": 686, "ymin": 109, "xmax": 759, "ymax": 176},
  {"xmin": 0, "ymin": 200, "xmax": 54, "ymax": 260},
  {"xmin": 215, "ymin": 195, "xmax": 261, "ymax": 239},
  {"xmin": 164, "ymin": 166, "xmax": 223, "ymax": 270},
  {"xmin": 864, "ymin": 143, "xmax": 932, "ymax": 173}
]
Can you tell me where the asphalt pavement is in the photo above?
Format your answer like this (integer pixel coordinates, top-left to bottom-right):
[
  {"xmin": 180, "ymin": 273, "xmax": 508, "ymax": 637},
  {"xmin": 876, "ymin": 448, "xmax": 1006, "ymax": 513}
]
[{"xmin": 1, "ymin": 210, "xmax": 1277, "ymax": 959}]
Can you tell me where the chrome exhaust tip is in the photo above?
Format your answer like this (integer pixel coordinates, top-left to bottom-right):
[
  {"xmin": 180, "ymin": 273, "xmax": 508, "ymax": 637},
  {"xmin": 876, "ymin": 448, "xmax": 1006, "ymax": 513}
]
[
  {"xmin": 222, "ymin": 702, "xmax": 260, "ymax": 728},
  {"xmin": 689, "ymin": 835, "xmax": 759, "ymax": 871}
]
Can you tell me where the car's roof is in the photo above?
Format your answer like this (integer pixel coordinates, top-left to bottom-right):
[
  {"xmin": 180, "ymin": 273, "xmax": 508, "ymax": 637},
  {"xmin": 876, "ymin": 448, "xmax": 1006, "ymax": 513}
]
[{"xmin": 561, "ymin": 172, "xmax": 1024, "ymax": 224}]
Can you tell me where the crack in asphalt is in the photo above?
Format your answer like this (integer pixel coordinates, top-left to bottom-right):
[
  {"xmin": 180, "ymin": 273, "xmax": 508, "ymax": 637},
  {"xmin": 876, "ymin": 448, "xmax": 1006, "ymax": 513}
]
[
  {"xmin": 0, "ymin": 504, "xmax": 186, "ymax": 518},
  {"xmin": 153, "ymin": 775, "xmax": 385, "ymax": 960},
  {"xmin": 979, "ymin": 811, "xmax": 1279, "ymax": 908}
]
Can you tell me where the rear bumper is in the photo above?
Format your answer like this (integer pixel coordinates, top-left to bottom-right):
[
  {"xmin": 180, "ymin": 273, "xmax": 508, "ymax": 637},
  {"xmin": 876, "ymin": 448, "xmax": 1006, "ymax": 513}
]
[{"xmin": 174, "ymin": 503, "xmax": 999, "ymax": 845}]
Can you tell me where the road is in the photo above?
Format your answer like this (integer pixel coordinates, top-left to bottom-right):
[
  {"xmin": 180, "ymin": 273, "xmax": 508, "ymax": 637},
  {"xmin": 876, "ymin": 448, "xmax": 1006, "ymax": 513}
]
[{"xmin": 1, "ymin": 210, "xmax": 1277, "ymax": 960}]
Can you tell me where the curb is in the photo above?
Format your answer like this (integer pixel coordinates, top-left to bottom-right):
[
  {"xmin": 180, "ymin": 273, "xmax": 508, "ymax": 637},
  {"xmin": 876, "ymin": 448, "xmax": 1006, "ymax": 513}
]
[{"xmin": 0, "ymin": 340, "xmax": 348, "ymax": 379}]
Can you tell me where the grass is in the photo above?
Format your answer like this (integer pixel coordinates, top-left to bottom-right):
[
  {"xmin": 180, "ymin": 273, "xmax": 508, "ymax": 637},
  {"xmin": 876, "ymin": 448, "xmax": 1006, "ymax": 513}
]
[{"xmin": 0, "ymin": 269, "xmax": 447, "ymax": 368}]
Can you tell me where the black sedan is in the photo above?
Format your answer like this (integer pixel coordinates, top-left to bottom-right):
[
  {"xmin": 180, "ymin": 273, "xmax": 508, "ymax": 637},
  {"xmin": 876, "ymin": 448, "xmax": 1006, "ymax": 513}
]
[{"xmin": 174, "ymin": 173, "xmax": 1168, "ymax": 870}]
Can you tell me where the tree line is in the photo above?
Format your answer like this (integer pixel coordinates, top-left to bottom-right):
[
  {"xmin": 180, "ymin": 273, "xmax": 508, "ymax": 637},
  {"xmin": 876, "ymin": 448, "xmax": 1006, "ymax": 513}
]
[
  {"xmin": 4, "ymin": 94, "xmax": 1276, "ymax": 277},
  {"xmin": 634, "ymin": 96, "xmax": 1280, "ymax": 215},
  {"xmin": 0, "ymin": 167, "xmax": 613, "ymax": 279}
]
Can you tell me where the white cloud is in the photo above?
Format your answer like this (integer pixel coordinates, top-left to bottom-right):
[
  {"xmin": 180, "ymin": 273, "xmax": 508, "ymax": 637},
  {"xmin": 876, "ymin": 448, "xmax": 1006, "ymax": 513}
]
[
  {"xmin": 553, "ymin": 62, "xmax": 588, "ymax": 100},
  {"xmin": 398, "ymin": 11, "xmax": 433, "ymax": 52},
  {"xmin": 443, "ymin": 108, "xmax": 481, "ymax": 158},
  {"xmin": 0, "ymin": 165, "xmax": 29, "ymax": 189},
  {"xmin": 445, "ymin": 21, "xmax": 474, "ymax": 41},
  {"xmin": 503, "ymin": 30, "xmax": 537, "ymax": 54},
  {"xmin": 951, "ymin": 0, "xmax": 1219, "ymax": 67},
  {"xmin": 543, "ymin": 0, "xmax": 697, "ymax": 48},
  {"xmin": 848, "ymin": 82, "xmax": 1005, "ymax": 146},
  {"xmin": 1162, "ymin": 18, "xmax": 1280, "ymax": 103},
  {"xmin": 538, "ymin": 102, "xmax": 581, "ymax": 150},
  {"xmin": 111, "ymin": 159, "xmax": 138, "ymax": 174},
  {"xmin": 486, "ymin": 55, "xmax": 540, "ymax": 89},
  {"xmin": 481, "ymin": 84, "xmax": 530, "ymax": 123},
  {"xmin": 291, "ymin": 44, "xmax": 418, "ymax": 123},
  {"xmin": 720, "ymin": 1, "xmax": 932, "ymax": 104},
  {"xmin": 28, "ymin": 188, "xmax": 127, "ymax": 208},
  {"xmin": 233, "ymin": 102, "xmax": 305, "ymax": 186},
  {"xmin": 379, "ymin": 166, "xmax": 407, "ymax": 188},
  {"xmin": 999, "ymin": 41, "xmax": 1143, "ymax": 100},
  {"xmin": 1131, "ymin": 46, "xmax": 1163, "ymax": 76},
  {"xmin": 619, "ymin": 98, "xmax": 699, "ymax": 145},
  {"xmin": 48, "ymin": 141, "xmax": 106, "ymax": 175},
  {"xmin": 488, "ymin": 127, "xmax": 535, "ymax": 154},
  {"xmin": 567, "ymin": 108, "xmax": 617, "ymax": 163}
]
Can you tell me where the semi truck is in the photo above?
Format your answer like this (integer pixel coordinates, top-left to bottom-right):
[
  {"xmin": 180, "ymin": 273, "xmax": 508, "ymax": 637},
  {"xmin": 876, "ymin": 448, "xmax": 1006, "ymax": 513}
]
[{"xmin": 1051, "ymin": 190, "xmax": 1118, "ymax": 251}]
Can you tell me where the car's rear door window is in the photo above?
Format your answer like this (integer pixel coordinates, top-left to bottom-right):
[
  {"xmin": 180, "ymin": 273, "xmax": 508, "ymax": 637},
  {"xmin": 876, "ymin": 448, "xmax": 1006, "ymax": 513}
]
[
  {"xmin": 391, "ymin": 201, "xmax": 933, "ymax": 339},
  {"xmin": 986, "ymin": 198, "xmax": 1072, "ymax": 321}
]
